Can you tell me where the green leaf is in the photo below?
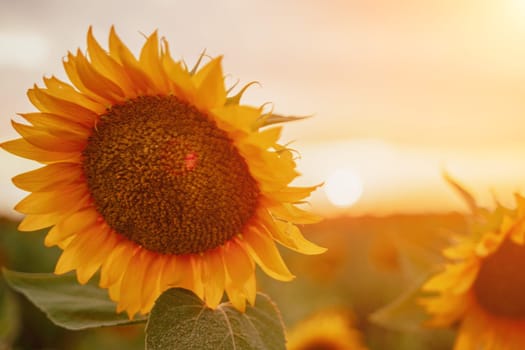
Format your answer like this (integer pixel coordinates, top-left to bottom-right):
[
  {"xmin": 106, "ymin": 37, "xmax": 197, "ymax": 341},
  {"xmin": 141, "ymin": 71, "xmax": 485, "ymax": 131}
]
[
  {"xmin": 2, "ymin": 269, "xmax": 146, "ymax": 330},
  {"xmin": 0, "ymin": 283, "xmax": 20, "ymax": 347},
  {"xmin": 394, "ymin": 232, "xmax": 448, "ymax": 281},
  {"xmin": 146, "ymin": 288, "xmax": 286, "ymax": 350},
  {"xmin": 369, "ymin": 275, "xmax": 431, "ymax": 332}
]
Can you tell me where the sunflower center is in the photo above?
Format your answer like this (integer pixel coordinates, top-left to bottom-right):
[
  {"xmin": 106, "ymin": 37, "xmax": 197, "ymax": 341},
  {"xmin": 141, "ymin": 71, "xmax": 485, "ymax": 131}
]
[
  {"xmin": 82, "ymin": 95, "xmax": 260, "ymax": 255},
  {"xmin": 300, "ymin": 341, "xmax": 344, "ymax": 350},
  {"xmin": 473, "ymin": 238, "xmax": 525, "ymax": 319}
]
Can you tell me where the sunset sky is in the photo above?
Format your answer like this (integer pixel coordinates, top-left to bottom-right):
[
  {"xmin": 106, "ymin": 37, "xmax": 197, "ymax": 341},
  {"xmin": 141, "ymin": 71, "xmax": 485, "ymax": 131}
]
[{"xmin": 1, "ymin": 0, "xmax": 525, "ymax": 217}]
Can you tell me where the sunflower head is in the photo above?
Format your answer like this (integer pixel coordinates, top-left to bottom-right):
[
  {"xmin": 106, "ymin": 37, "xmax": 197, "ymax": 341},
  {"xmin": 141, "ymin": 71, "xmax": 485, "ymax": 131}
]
[
  {"xmin": 286, "ymin": 309, "xmax": 367, "ymax": 350},
  {"xmin": 1, "ymin": 26, "xmax": 325, "ymax": 318},
  {"xmin": 420, "ymin": 193, "xmax": 525, "ymax": 349}
]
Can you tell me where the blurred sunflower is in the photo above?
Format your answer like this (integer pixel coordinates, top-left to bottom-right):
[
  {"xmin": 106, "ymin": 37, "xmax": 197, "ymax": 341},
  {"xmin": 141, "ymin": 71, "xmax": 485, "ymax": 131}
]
[
  {"xmin": 287, "ymin": 309, "xmax": 367, "ymax": 350},
  {"xmin": 420, "ymin": 191, "xmax": 525, "ymax": 349},
  {"xmin": 1, "ymin": 27, "xmax": 325, "ymax": 318}
]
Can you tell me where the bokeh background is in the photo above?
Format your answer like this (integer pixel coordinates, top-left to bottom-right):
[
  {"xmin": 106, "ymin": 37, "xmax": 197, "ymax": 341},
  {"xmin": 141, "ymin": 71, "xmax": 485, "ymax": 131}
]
[{"xmin": 1, "ymin": 0, "xmax": 524, "ymax": 349}]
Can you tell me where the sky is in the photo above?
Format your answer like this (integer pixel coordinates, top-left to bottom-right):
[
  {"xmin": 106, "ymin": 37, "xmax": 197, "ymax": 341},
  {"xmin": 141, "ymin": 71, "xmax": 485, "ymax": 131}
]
[{"xmin": 1, "ymin": 0, "xmax": 525, "ymax": 217}]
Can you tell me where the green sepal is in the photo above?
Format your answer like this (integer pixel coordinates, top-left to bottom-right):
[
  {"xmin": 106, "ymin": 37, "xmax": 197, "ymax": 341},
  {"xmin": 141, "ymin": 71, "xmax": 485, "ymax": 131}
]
[
  {"xmin": 226, "ymin": 81, "xmax": 260, "ymax": 105},
  {"xmin": 257, "ymin": 113, "xmax": 310, "ymax": 128}
]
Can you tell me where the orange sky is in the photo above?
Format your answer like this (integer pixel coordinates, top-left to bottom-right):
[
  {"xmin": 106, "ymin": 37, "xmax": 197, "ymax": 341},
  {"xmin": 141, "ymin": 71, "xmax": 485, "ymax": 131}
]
[{"xmin": 1, "ymin": 0, "xmax": 525, "ymax": 217}]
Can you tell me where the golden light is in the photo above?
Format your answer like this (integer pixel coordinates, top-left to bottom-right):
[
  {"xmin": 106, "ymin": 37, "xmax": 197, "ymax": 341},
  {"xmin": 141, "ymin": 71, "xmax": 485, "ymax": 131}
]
[
  {"xmin": 0, "ymin": 32, "xmax": 49, "ymax": 68},
  {"xmin": 324, "ymin": 168, "xmax": 364, "ymax": 208}
]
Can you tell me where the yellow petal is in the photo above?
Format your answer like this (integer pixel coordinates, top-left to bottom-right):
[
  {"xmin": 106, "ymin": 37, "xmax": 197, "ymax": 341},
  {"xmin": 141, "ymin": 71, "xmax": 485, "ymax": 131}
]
[
  {"xmin": 189, "ymin": 256, "xmax": 204, "ymax": 300},
  {"xmin": 27, "ymin": 85, "xmax": 98, "ymax": 126},
  {"xmin": 139, "ymin": 31, "xmax": 169, "ymax": 93},
  {"xmin": 510, "ymin": 216, "xmax": 525, "ymax": 244},
  {"xmin": 63, "ymin": 52, "xmax": 111, "ymax": 105},
  {"xmin": 58, "ymin": 235, "xmax": 75, "ymax": 249},
  {"xmin": 15, "ymin": 184, "xmax": 88, "ymax": 215},
  {"xmin": 12, "ymin": 163, "xmax": 83, "ymax": 192},
  {"xmin": 108, "ymin": 278, "xmax": 123, "ymax": 304},
  {"xmin": 160, "ymin": 39, "xmax": 196, "ymax": 101},
  {"xmin": 11, "ymin": 121, "xmax": 86, "ymax": 153},
  {"xmin": 74, "ymin": 50, "xmax": 125, "ymax": 102},
  {"xmin": 245, "ymin": 127, "xmax": 282, "ymax": 148},
  {"xmin": 222, "ymin": 261, "xmax": 256, "ymax": 311},
  {"xmin": 1, "ymin": 138, "xmax": 81, "ymax": 163},
  {"xmin": 422, "ymin": 261, "xmax": 479, "ymax": 294},
  {"xmin": 44, "ymin": 208, "xmax": 100, "ymax": 247},
  {"xmin": 242, "ymin": 273, "xmax": 256, "ymax": 306},
  {"xmin": 86, "ymin": 27, "xmax": 136, "ymax": 97},
  {"xmin": 419, "ymin": 293, "xmax": 468, "ymax": 322},
  {"xmin": 54, "ymin": 247, "xmax": 81, "ymax": 275},
  {"xmin": 222, "ymin": 239, "xmax": 254, "ymax": 287},
  {"xmin": 140, "ymin": 254, "xmax": 166, "ymax": 314},
  {"xmin": 118, "ymin": 249, "xmax": 151, "ymax": 318},
  {"xmin": 443, "ymin": 242, "xmax": 475, "ymax": 260},
  {"xmin": 42, "ymin": 75, "xmax": 105, "ymax": 113},
  {"xmin": 192, "ymin": 56, "xmax": 226, "ymax": 109},
  {"xmin": 55, "ymin": 225, "xmax": 106, "ymax": 275},
  {"xmin": 76, "ymin": 229, "xmax": 118, "ymax": 284},
  {"xmin": 99, "ymin": 240, "xmax": 137, "ymax": 288},
  {"xmin": 241, "ymin": 149, "xmax": 299, "ymax": 187},
  {"xmin": 266, "ymin": 219, "xmax": 326, "ymax": 255},
  {"xmin": 202, "ymin": 249, "xmax": 225, "ymax": 308},
  {"xmin": 21, "ymin": 113, "xmax": 91, "ymax": 138},
  {"xmin": 475, "ymin": 232, "xmax": 503, "ymax": 257},
  {"xmin": 453, "ymin": 311, "xmax": 486, "ymax": 350},
  {"xmin": 213, "ymin": 105, "xmax": 260, "ymax": 133},
  {"xmin": 18, "ymin": 212, "xmax": 65, "ymax": 231},
  {"xmin": 269, "ymin": 203, "xmax": 322, "ymax": 224},
  {"xmin": 242, "ymin": 227, "xmax": 295, "ymax": 281},
  {"xmin": 222, "ymin": 238, "xmax": 255, "ymax": 312},
  {"xmin": 266, "ymin": 184, "xmax": 322, "ymax": 203},
  {"xmin": 108, "ymin": 26, "xmax": 136, "ymax": 64},
  {"xmin": 159, "ymin": 255, "xmax": 185, "ymax": 288},
  {"xmin": 225, "ymin": 286, "xmax": 246, "ymax": 312},
  {"xmin": 161, "ymin": 255, "xmax": 204, "ymax": 300},
  {"xmin": 108, "ymin": 26, "xmax": 153, "ymax": 94}
]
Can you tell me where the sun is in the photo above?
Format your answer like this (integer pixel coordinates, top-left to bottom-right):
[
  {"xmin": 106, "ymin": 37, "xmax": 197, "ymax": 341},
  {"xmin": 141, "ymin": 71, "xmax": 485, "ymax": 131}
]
[{"xmin": 324, "ymin": 168, "xmax": 363, "ymax": 207}]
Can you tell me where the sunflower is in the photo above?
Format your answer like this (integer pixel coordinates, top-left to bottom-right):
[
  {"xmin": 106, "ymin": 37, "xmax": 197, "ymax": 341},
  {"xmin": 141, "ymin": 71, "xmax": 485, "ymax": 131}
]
[
  {"xmin": 286, "ymin": 309, "xmax": 367, "ymax": 350},
  {"xmin": 420, "ymin": 193, "xmax": 525, "ymax": 349},
  {"xmin": 1, "ymin": 27, "xmax": 325, "ymax": 318}
]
